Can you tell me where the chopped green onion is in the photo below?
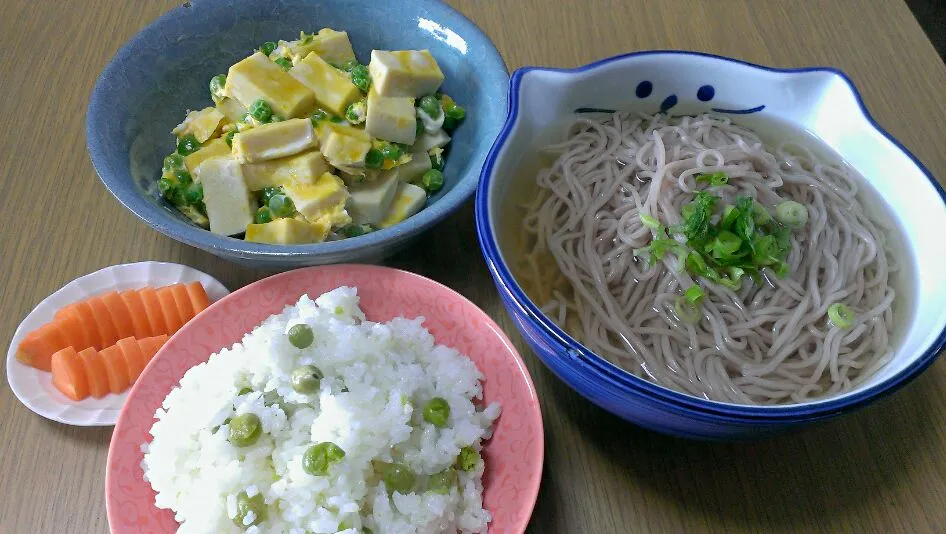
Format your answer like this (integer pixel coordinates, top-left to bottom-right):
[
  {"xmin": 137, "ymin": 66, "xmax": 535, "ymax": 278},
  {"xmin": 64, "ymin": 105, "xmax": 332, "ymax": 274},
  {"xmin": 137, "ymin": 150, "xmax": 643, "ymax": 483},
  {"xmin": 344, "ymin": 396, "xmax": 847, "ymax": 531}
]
[
  {"xmin": 752, "ymin": 201, "xmax": 772, "ymax": 224},
  {"xmin": 415, "ymin": 118, "xmax": 424, "ymax": 136},
  {"xmin": 695, "ymin": 171, "xmax": 728, "ymax": 186},
  {"xmin": 183, "ymin": 182, "xmax": 203, "ymax": 203},
  {"xmin": 444, "ymin": 104, "xmax": 465, "ymax": 121},
  {"xmin": 209, "ymin": 74, "xmax": 226, "ymax": 101},
  {"xmin": 639, "ymin": 213, "xmax": 661, "ymax": 229},
  {"xmin": 704, "ymin": 230, "xmax": 742, "ymax": 260},
  {"xmin": 683, "ymin": 285, "xmax": 704, "ymax": 304},
  {"xmin": 775, "ymin": 200, "xmax": 808, "ymax": 229},
  {"xmin": 259, "ymin": 41, "xmax": 276, "ymax": 56},
  {"xmin": 419, "ymin": 95, "xmax": 441, "ymax": 119},
  {"xmin": 310, "ymin": 109, "xmax": 328, "ymax": 126},
  {"xmin": 163, "ymin": 153, "xmax": 185, "ymax": 172},
  {"xmin": 224, "ymin": 130, "xmax": 236, "ymax": 147},
  {"xmin": 273, "ymin": 57, "xmax": 292, "ymax": 71},
  {"xmin": 429, "ymin": 151, "xmax": 445, "ymax": 171},
  {"xmin": 674, "ymin": 295, "xmax": 702, "ymax": 324},
  {"xmin": 340, "ymin": 224, "xmax": 374, "ymax": 238},
  {"xmin": 827, "ymin": 303, "xmax": 855, "ymax": 329},
  {"xmin": 442, "ymin": 115, "xmax": 459, "ymax": 131},
  {"xmin": 338, "ymin": 59, "xmax": 359, "ymax": 72}
]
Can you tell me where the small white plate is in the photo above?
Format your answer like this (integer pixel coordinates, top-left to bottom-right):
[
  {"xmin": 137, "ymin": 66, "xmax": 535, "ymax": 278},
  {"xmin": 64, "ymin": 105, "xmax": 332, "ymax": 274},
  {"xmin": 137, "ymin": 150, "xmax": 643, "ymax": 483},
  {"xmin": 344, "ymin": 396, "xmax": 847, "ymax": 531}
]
[{"xmin": 6, "ymin": 261, "xmax": 229, "ymax": 426}]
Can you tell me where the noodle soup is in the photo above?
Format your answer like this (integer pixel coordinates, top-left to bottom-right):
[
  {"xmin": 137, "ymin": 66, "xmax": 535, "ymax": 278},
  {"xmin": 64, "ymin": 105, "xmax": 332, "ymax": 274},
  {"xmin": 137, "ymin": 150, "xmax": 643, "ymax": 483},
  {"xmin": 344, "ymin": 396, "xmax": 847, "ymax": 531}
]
[{"xmin": 498, "ymin": 112, "xmax": 915, "ymax": 406}]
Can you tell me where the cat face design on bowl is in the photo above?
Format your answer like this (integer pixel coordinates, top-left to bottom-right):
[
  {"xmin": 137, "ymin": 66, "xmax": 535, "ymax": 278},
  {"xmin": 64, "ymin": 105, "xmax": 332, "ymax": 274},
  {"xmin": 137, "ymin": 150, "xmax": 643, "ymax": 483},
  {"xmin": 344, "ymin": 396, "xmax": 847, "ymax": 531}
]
[{"xmin": 575, "ymin": 80, "xmax": 766, "ymax": 115}]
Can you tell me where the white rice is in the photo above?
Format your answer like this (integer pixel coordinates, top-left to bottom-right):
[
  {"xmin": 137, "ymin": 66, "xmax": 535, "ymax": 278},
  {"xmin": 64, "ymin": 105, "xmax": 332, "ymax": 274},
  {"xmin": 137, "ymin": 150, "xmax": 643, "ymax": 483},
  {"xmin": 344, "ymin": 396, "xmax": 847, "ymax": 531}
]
[{"xmin": 141, "ymin": 287, "xmax": 501, "ymax": 534}]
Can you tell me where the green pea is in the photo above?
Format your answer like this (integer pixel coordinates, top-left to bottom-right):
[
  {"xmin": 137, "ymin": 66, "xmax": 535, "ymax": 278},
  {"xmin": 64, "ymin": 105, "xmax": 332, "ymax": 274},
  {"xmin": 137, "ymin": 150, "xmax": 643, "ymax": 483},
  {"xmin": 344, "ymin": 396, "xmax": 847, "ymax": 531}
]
[
  {"xmin": 418, "ymin": 95, "xmax": 441, "ymax": 119},
  {"xmin": 427, "ymin": 469, "xmax": 457, "ymax": 494},
  {"xmin": 345, "ymin": 100, "xmax": 367, "ymax": 124},
  {"xmin": 310, "ymin": 109, "xmax": 328, "ymax": 127},
  {"xmin": 183, "ymin": 182, "xmax": 203, "ymax": 204},
  {"xmin": 421, "ymin": 169, "xmax": 444, "ymax": 193},
  {"xmin": 380, "ymin": 143, "xmax": 401, "ymax": 161},
  {"xmin": 274, "ymin": 57, "xmax": 292, "ymax": 71},
  {"xmin": 225, "ymin": 130, "xmax": 236, "ymax": 147},
  {"xmin": 415, "ymin": 118, "xmax": 424, "ymax": 136},
  {"xmin": 340, "ymin": 223, "xmax": 374, "ymax": 238},
  {"xmin": 458, "ymin": 446, "xmax": 480, "ymax": 471},
  {"xmin": 303, "ymin": 442, "xmax": 346, "ymax": 476},
  {"xmin": 162, "ymin": 153, "xmax": 185, "ymax": 172},
  {"xmin": 228, "ymin": 413, "xmax": 262, "ymax": 447},
  {"xmin": 209, "ymin": 74, "xmax": 226, "ymax": 98},
  {"xmin": 290, "ymin": 364, "xmax": 323, "ymax": 394},
  {"xmin": 442, "ymin": 116, "xmax": 459, "ymax": 132},
  {"xmin": 259, "ymin": 41, "xmax": 276, "ymax": 56},
  {"xmin": 444, "ymin": 104, "xmax": 465, "ymax": 121},
  {"xmin": 383, "ymin": 463, "xmax": 416, "ymax": 494},
  {"xmin": 287, "ymin": 323, "xmax": 314, "ymax": 349},
  {"xmin": 176, "ymin": 134, "xmax": 201, "ymax": 156},
  {"xmin": 174, "ymin": 168, "xmax": 193, "ymax": 185},
  {"xmin": 365, "ymin": 148, "xmax": 383, "ymax": 169},
  {"xmin": 429, "ymin": 152, "xmax": 444, "ymax": 171},
  {"xmin": 253, "ymin": 207, "xmax": 273, "ymax": 224},
  {"xmin": 232, "ymin": 491, "xmax": 266, "ymax": 527},
  {"xmin": 249, "ymin": 99, "xmax": 273, "ymax": 123},
  {"xmin": 260, "ymin": 186, "xmax": 281, "ymax": 204},
  {"xmin": 351, "ymin": 74, "xmax": 370, "ymax": 93},
  {"xmin": 422, "ymin": 397, "xmax": 450, "ymax": 427},
  {"xmin": 268, "ymin": 194, "xmax": 295, "ymax": 218}
]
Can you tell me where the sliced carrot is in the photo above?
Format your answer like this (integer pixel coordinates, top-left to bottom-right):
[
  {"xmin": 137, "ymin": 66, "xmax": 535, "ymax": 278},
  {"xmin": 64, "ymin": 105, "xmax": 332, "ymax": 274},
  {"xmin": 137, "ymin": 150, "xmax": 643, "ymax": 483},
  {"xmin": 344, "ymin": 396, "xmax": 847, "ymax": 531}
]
[
  {"xmin": 116, "ymin": 336, "xmax": 147, "ymax": 383},
  {"xmin": 51, "ymin": 347, "xmax": 89, "ymax": 401},
  {"xmin": 15, "ymin": 323, "xmax": 61, "ymax": 371},
  {"xmin": 87, "ymin": 296, "xmax": 120, "ymax": 348},
  {"xmin": 169, "ymin": 284, "xmax": 195, "ymax": 325},
  {"xmin": 138, "ymin": 334, "xmax": 169, "ymax": 363},
  {"xmin": 156, "ymin": 287, "xmax": 184, "ymax": 334},
  {"xmin": 57, "ymin": 311, "xmax": 88, "ymax": 352},
  {"xmin": 121, "ymin": 289, "xmax": 152, "ymax": 338},
  {"xmin": 72, "ymin": 301, "xmax": 102, "ymax": 349},
  {"xmin": 54, "ymin": 302, "xmax": 80, "ymax": 320},
  {"xmin": 99, "ymin": 344, "xmax": 131, "ymax": 394},
  {"xmin": 77, "ymin": 347, "xmax": 109, "ymax": 399},
  {"xmin": 185, "ymin": 282, "xmax": 210, "ymax": 314},
  {"xmin": 102, "ymin": 291, "xmax": 135, "ymax": 341},
  {"xmin": 138, "ymin": 287, "xmax": 168, "ymax": 337}
]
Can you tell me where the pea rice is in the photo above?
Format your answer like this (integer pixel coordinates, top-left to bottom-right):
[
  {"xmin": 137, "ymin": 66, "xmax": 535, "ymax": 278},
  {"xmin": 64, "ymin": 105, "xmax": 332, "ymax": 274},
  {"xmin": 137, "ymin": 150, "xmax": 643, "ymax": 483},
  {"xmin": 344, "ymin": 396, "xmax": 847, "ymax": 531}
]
[{"xmin": 141, "ymin": 287, "xmax": 500, "ymax": 533}]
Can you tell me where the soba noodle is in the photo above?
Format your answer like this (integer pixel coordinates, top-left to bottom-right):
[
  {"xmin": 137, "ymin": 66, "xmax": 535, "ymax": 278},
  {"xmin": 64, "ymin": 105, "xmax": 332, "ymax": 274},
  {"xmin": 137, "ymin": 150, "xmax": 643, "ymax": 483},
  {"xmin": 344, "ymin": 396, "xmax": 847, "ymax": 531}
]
[{"xmin": 518, "ymin": 112, "xmax": 897, "ymax": 405}]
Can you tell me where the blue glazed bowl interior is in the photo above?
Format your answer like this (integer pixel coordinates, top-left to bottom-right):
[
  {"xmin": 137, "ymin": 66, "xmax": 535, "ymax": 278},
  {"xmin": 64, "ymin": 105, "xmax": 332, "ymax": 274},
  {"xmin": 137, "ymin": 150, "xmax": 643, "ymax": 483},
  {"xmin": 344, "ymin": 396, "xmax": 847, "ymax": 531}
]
[
  {"xmin": 87, "ymin": 0, "xmax": 507, "ymax": 266},
  {"xmin": 476, "ymin": 51, "xmax": 946, "ymax": 435}
]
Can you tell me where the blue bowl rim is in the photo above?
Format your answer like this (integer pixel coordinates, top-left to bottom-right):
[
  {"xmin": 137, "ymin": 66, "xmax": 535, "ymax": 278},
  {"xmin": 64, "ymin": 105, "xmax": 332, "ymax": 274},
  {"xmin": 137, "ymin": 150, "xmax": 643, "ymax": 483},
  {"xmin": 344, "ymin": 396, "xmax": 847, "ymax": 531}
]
[
  {"xmin": 86, "ymin": 0, "xmax": 508, "ymax": 262},
  {"xmin": 474, "ymin": 49, "xmax": 946, "ymax": 422}
]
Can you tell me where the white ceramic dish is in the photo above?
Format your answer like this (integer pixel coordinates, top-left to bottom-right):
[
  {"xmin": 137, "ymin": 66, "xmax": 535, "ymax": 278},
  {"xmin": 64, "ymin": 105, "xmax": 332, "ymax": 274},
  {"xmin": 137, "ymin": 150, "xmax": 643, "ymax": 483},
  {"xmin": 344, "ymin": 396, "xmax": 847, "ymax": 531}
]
[
  {"xmin": 6, "ymin": 261, "xmax": 229, "ymax": 426},
  {"xmin": 476, "ymin": 51, "xmax": 946, "ymax": 438}
]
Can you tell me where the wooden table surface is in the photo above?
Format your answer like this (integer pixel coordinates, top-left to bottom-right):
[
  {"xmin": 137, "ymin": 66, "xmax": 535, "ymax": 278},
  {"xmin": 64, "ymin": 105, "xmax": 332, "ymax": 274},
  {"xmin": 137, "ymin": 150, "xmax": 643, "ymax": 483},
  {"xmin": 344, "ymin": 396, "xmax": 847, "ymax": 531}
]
[{"xmin": 2, "ymin": 1, "xmax": 946, "ymax": 532}]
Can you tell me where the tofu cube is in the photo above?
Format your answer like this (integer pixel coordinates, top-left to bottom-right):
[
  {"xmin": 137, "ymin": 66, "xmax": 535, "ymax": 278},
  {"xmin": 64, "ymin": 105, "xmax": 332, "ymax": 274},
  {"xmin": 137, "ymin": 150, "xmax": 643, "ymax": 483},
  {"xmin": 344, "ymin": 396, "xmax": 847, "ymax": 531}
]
[
  {"xmin": 283, "ymin": 172, "xmax": 352, "ymax": 228},
  {"xmin": 192, "ymin": 157, "xmax": 254, "ymax": 236},
  {"xmin": 320, "ymin": 124, "xmax": 372, "ymax": 168},
  {"xmin": 245, "ymin": 217, "xmax": 330, "ymax": 244},
  {"xmin": 397, "ymin": 151, "xmax": 432, "ymax": 183},
  {"xmin": 216, "ymin": 98, "xmax": 248, "ymax": 124},
  {"xmin": 412, "ymin": 129, "xmax": 451, "ymax": 152},
  {"xmin": 365, "ymin": 88, "xmax": 416, "ymax": 145},
  {"xmin": 348, "ymin": 169, "xmax": 400, "ymax": 225},
  {"xmin": 378, "ymin": 182, "xmax": 427, "ymax": 228},
  {"xmin": 241, "ymin": 150, "xmax": 330, "ymax": 191},
  {"xmin": 183, "ymin": 138, "xmax": 231, "ymax": 175},
  {"xmin": 226, "ymin": 52, "xmax": 316, "ymax": 118},
  {"xmin": 231, "ymin": 118, "xmax": 316, "ymax": 163},
  {"xmin": 289, "ymin": 52, "xmax": 362, "ymax": 116},
  {"xmin": 172, "ymin": 107, "xmax": 226, "ymax": 142},
  {"xmin": 368, "ymin": 50, "xmax": 445, "ymax": 98}
]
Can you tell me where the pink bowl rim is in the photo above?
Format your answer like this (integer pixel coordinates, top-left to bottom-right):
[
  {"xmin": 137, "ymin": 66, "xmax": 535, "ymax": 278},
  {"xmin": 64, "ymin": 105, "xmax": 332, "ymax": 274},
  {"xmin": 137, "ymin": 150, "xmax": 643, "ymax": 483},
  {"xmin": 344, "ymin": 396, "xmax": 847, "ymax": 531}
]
[{"xmin": 105, "ymin": 264, "xmax": 544, "ymax": 533}]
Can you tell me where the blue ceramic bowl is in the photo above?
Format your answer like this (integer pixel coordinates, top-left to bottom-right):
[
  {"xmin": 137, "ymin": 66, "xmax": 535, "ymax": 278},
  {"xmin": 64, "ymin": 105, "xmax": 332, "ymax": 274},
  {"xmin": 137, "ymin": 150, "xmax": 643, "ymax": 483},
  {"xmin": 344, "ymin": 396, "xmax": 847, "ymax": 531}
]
[
  {"xmin": 475, "ymin": 51, "xmax": 946, "ymax": 439},
  {"xmin": 87, "ymin": 0, "xmax": 507, "ymax": 268}
]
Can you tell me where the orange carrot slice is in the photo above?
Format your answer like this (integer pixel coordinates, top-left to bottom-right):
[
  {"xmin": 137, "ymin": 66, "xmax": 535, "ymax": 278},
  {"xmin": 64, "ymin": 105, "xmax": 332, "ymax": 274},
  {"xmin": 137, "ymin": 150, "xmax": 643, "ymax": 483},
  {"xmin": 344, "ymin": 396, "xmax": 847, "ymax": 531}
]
[
  {"xmin": 185, "ymin": 282, "xmax": 210, "ymax": 314},
  {"xmin": 116, "ymin": 336, "xmax": 147, "ymax": 383},
  {"xmin": 54, "ymin": 302, "xmax": 80, "ymax": 320},
  {"xmin": 57, "ymin": 311, "xmax": 88, "ymax": 352},
  {"xmin": 102, "ymin": 291, "xmax": 134, "ymax": 341},
  {"xmin": 139, "ymin": 334, "xmax": 169, "ymax": 363},
  {"xmin": 121, "ymin": 289, "xmax": 152, "ymax": 338},
  {"xmin": 99, "ymin": 345, "xmax": 130, "ymax": 395},
  {"xmin": 15, "ymin": 323, "xmax": 66, "ymax": 371},
  {"xmin": 77, "ymin": 347, "xmax": 109, "ymax": 399},
  {"xmin": 156, "ymin": 287, "xmax": 184, "ymax": 334},
  {"xmin": 169, "ymin": 284, "xmax": 195, "ymax": 325},
  {"xmin": 51, "ymin": 347, "xmax": 89, "ymax": 401},
  {"xmin": 72, "ymin": 301, "xmax": 102, "ymax": 349},
  {"xmin": 138, "ymin": 287, "xmax": 168, "ymax": 338},
  {"xmin": 87, "ymin": 296, "xmax": 120, "ymax": 348}
]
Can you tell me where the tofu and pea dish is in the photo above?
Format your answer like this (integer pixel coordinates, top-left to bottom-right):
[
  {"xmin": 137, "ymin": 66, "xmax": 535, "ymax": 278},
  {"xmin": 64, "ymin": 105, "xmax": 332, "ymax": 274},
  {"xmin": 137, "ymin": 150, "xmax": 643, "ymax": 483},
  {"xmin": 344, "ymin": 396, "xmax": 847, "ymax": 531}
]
[{"xmin": 157, "ymin": 29, "xmax": 465, "ymax": 244}]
